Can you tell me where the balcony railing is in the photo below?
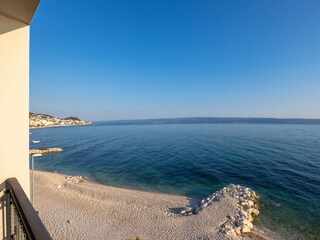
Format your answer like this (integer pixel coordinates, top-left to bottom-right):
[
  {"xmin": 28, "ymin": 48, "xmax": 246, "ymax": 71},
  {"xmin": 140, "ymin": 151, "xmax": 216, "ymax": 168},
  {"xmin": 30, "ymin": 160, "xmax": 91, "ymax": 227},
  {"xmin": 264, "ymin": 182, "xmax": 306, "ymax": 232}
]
[{"xmin": 0, "ymin": 178, "xmax": 52, "ymax": 240}]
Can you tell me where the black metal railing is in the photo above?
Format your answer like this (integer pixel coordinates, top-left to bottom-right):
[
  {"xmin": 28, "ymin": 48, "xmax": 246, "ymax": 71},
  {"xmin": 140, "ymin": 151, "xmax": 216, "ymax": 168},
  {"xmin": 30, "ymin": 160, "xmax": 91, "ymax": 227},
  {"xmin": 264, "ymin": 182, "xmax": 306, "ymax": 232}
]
[{"xmin": 0, "ymin": 178, "xmax": 52, "ymax": 240}]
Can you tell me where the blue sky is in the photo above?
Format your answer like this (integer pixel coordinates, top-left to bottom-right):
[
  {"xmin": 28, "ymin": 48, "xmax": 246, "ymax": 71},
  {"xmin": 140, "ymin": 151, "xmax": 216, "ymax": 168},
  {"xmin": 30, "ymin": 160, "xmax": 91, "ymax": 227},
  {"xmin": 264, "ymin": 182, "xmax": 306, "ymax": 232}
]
[{"xmin": 30, "ymin": 0, "xmax": 320, "ymax": 121}]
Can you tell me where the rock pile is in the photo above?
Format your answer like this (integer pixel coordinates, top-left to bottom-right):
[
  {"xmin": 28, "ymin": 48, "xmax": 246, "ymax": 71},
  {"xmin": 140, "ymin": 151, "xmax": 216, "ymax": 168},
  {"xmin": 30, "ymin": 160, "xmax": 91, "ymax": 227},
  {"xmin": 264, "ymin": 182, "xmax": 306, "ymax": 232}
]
[
  {"xmin": 218, "ymin": 184, "xmax": 259, "ymax": 236},
  {"xmin": 65, "ymin": 175, "xmax": 84, "ymax": 184},
  {"xmin": 180, "ymin": 184, "xmax": 260, "ymax": 236},
  {"xmin": 29, "ymin": 148, "xmax": 63, "ymax": 155}
]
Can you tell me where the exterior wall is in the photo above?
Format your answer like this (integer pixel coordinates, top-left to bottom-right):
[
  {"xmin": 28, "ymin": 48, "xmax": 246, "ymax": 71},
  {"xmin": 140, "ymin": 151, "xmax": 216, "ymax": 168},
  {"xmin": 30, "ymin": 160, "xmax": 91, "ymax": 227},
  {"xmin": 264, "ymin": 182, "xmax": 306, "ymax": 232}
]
[{"xmin": 0, "ymin": 15, "xmax": 30, "ymax": 196}]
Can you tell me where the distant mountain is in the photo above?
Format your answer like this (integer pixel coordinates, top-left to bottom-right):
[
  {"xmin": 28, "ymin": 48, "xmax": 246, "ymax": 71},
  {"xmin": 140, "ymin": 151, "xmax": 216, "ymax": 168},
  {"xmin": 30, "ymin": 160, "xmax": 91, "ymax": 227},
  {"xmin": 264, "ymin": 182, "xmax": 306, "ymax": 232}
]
[
  {"xmin": 104, "ymin": 117, "xmax": 320, "ymax": 125},
  {"xmin": 29, "ymin": 112, "xmax": 92, "ymax": 128}
]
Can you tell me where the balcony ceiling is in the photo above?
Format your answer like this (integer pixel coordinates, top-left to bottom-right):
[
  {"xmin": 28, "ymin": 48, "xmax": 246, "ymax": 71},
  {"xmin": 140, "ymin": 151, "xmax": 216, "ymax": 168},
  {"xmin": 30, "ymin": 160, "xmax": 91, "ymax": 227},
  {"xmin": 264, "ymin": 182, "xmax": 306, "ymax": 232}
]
[{"xmin": 0, "ymin": 0, "xmax": 40, "ymax": 24}]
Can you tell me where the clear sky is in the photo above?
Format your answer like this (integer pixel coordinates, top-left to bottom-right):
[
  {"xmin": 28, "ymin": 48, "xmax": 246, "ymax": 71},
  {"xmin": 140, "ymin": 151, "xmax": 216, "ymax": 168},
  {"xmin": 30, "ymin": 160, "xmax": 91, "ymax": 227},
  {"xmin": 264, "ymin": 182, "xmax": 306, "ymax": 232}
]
[{"xmin": 30, "ymin": 0, "xmax": 320, "ymax": 121}]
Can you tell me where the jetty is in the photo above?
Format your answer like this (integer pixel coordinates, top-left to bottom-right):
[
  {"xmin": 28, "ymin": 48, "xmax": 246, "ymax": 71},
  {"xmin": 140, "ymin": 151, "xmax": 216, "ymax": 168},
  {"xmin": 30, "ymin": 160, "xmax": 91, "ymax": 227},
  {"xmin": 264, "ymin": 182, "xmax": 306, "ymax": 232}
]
[
  {"xmin": 29, "ymin": 147, "xmax": 63, "ymax": 155},
  {"xmin": 180, "ymin": 184, "xmax": 260, "ymax": 236}
]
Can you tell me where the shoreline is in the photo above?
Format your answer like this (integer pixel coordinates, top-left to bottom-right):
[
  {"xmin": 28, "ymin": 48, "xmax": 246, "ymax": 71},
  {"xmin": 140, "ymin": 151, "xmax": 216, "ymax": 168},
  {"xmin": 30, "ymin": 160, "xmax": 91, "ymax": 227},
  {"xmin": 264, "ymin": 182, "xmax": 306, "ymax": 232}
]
[
  {"xmin": 30, "ymin": 123, "xmax": 92, "ymax": 130},
  {"xmin": 33, "ymin": 170, "xmax": 273, "ymax": 240}
]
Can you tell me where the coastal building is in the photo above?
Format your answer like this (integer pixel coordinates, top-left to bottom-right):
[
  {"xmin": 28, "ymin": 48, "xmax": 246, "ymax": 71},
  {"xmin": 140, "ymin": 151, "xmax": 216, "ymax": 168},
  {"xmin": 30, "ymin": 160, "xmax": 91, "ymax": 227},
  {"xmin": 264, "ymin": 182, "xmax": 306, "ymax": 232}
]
[
  {"xmin": 0, "ymin": 0, "xmax": 51, "ymax": 238},
  {"xmin": 0, "ymin": 0, "xmax": 39, "ymax": 199}
]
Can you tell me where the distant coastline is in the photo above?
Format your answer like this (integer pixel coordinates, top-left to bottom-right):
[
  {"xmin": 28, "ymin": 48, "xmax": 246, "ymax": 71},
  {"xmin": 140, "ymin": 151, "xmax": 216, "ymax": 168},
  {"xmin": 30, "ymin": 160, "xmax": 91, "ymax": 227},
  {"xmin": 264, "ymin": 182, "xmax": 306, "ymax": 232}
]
[
  {"xmin": 103, "ymin": 117, "xmax": 320, "ymax": 125},
  {"xmin": 29, "ymin": 112, "xmax": 92, "ymax": 129}
]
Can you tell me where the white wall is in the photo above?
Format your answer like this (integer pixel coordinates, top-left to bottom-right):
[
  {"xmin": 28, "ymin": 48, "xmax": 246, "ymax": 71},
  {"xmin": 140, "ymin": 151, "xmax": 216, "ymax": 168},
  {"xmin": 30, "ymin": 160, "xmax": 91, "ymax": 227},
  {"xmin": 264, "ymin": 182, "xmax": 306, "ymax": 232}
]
[{"xmin": 0, "ymin": 15, "xmax": 30, "ymax": 195}]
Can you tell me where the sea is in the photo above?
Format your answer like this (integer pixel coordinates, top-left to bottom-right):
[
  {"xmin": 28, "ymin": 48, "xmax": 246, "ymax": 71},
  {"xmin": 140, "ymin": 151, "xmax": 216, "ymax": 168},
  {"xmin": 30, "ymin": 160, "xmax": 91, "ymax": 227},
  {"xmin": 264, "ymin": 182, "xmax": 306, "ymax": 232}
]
[{"xmin": 30, "ymin": 123, "xmax": 320, "ymax": 239}]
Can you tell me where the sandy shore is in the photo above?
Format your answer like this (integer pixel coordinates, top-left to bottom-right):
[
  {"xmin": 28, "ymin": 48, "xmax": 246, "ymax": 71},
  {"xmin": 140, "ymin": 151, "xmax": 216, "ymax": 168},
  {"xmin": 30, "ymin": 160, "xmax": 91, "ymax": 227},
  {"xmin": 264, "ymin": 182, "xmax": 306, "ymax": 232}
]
[{"xmin": 33, "ymin": 170, "xmax": 271, "ymax": 240}]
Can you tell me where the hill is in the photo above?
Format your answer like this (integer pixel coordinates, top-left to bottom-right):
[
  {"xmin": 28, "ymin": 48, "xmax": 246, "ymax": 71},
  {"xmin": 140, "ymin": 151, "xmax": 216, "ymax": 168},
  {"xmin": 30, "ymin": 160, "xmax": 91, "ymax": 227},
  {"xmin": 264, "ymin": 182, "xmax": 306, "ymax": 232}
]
[{"xmin": 29, "ymin": 113, "xmax": 92, "ymax": 128}]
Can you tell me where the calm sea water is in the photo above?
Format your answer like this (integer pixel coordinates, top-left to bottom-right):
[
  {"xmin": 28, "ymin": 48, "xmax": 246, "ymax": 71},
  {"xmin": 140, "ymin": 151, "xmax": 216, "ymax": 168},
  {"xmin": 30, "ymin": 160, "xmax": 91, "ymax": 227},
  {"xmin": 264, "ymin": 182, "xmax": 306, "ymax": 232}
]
[{"xmin": 30, "ymin": 123, "xmax": 320, "ymax": 239}]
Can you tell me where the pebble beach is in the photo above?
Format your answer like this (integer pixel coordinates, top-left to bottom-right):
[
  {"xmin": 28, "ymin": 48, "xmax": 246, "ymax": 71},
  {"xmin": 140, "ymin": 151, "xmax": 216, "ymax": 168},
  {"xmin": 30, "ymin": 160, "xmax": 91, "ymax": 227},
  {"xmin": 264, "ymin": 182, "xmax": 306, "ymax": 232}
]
[{"xmin": 33, "ymin": 170, "xmax": 273, "ymax": 240}]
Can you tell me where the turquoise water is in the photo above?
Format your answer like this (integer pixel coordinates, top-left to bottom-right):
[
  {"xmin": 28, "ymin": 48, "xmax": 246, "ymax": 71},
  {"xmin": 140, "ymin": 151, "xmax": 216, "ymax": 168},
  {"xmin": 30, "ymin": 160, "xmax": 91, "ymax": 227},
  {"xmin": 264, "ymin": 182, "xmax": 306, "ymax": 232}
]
[{"xmin": 30, "ymin": 123, "xmax": 320, "ymax": 239}]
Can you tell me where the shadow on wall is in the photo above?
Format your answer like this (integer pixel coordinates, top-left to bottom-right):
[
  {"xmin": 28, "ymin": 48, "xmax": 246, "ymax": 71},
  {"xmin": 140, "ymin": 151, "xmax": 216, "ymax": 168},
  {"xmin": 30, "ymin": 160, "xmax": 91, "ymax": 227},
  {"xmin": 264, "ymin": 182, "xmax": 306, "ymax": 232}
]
[
  {"xmin": 0, "ymin": 0, "xmax": 40, "ymax": 35},
  {"xmin": 0, "ymin": 15, "xmax": 27, "ymax": 35}
]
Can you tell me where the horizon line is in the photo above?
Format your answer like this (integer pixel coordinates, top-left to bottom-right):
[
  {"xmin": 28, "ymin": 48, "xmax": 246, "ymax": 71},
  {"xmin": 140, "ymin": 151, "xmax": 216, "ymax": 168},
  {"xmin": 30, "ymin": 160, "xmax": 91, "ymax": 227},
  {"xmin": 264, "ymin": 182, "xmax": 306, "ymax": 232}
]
[{"xmin": 97, "ymin": 116, "xmax": 320, "ymax": 122}]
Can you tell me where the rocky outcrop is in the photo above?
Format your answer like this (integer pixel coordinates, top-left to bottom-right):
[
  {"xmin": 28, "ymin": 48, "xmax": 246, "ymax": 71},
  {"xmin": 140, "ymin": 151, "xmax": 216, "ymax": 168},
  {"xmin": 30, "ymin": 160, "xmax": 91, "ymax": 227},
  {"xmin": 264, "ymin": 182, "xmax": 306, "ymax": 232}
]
[
  {"xmin": 180, "ymin": 184, "xmax": 260, "ymax": 236},
  {"xmin": 29, "ymin": 147, "xmax": 63, "ymax": 155},
  {"xmin": 29, "ymin": 112, "xmax": 92, "ymax": 128}
]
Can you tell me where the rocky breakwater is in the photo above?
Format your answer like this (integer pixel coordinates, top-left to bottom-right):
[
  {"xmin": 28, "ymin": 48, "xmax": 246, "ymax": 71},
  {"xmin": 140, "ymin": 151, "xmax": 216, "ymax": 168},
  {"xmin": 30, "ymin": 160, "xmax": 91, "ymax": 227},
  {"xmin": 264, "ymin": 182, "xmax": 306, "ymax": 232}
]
[
  {"xmin": 29, "ymin": 147, "xmax": 63, "ymax": 155},
  {"xmin": 180, "ymin": 184, "xmax": 260, "ymax": 237}
]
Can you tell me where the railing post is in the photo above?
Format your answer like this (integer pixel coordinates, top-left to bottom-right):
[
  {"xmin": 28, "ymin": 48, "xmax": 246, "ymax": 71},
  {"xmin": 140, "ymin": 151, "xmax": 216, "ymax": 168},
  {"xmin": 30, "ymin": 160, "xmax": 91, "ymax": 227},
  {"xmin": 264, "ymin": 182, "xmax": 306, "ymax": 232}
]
[{"xmin": 5, "ymin": 181, "xmax": 11, "ymax": 240}]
